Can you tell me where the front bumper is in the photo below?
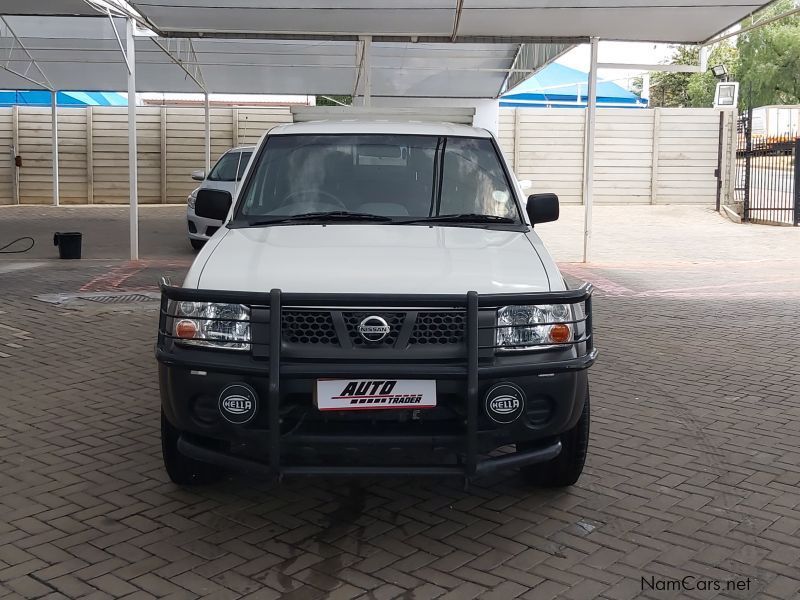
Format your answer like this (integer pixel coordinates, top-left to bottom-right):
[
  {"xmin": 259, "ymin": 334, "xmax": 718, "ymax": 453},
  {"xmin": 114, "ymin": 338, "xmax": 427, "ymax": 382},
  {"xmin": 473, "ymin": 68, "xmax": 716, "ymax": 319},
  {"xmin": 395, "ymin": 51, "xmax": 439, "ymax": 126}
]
[
  {"xmin": 156, "ymin": 282, "xmax": 596, "ymax": 478},
  {"xmin": 187, "ymin": 204, "xmax": 222, "ymax": 241}
]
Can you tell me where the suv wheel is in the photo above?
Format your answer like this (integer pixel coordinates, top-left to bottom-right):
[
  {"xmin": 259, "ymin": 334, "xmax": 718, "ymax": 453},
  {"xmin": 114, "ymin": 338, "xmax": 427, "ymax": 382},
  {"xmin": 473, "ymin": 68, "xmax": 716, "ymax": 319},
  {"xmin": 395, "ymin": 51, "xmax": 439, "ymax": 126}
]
[
  {"xmin": 518, "ymin": 390, "xmax": 590, "ymax": 487},
  {"xmin": 190, "ymin": 239, "xmax": 205, "ymax": 250},
  {"xmin": 161, "ymin": 411, "xmax": 223, "ymax": 485}
]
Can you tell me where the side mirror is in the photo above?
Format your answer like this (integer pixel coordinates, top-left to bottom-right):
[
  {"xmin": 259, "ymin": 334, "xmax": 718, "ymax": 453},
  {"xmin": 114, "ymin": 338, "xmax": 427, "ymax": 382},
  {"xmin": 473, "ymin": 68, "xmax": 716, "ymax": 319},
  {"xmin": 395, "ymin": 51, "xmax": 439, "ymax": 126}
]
[
  {"xmin": 195, "ymin": 189, "xmax": 232, "ymax": 221},
  {"xmin": 518, "ymin": 179, "xmax": 532, "ymax": 191},
  {"xmin": 526, "ymin": 193, "xmax": 559, "ymax": 225},
  {"xmin": 191, "ymin": 169, "xmax": 206, "ymax": 181}
]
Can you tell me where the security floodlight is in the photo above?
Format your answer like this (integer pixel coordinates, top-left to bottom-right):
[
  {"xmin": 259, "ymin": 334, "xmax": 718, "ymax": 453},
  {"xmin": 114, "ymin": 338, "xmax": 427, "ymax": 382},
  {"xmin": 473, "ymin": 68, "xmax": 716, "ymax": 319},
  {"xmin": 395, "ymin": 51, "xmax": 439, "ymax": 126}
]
[
  {"xmin": 711, "ymin": 64, "xmax": 728, "ymax": 80},
  {"xmin": 714, "ymin": 81, "xmax": 739, "ymax": 108}
]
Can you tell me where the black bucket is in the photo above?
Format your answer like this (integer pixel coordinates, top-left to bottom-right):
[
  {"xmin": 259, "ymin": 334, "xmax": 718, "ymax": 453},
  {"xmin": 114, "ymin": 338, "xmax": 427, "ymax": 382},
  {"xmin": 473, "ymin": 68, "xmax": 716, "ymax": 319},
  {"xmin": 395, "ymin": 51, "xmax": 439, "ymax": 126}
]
[{"xmin": 53, "ymin": 232, "xmax": 82, "ymax": 259}]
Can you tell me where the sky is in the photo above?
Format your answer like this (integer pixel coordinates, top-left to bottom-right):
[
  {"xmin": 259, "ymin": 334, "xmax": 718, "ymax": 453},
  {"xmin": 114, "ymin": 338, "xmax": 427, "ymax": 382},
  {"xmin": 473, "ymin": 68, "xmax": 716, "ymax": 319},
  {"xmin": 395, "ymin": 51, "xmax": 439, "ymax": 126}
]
[{"xmin": 556, "ymin": 41, "xmax": 676, "ymax": 90}]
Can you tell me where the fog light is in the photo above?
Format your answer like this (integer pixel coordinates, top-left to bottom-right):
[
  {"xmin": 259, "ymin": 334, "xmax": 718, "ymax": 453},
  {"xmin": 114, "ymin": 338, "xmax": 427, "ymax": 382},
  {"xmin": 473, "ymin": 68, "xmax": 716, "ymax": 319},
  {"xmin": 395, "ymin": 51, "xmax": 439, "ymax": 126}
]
[
  {"xmin": 484, "ymin": 382, "xmax": 526, "ymax": 424},
  {"xmin": 218, "ymin": 383, "xmax": 258, "ymax": 424}
]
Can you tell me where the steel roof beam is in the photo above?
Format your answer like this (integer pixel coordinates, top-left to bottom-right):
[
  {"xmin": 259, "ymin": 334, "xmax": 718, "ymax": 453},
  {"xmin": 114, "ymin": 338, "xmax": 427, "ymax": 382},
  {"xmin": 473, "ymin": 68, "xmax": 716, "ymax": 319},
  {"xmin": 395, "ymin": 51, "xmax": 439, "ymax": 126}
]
[
  {"xmin": 149, "ymin": 37, "xmax": 207, "ymax": 92},
  {"xmin": 0, "ymin": 16, "xmax": 54, "ymax": 90}
]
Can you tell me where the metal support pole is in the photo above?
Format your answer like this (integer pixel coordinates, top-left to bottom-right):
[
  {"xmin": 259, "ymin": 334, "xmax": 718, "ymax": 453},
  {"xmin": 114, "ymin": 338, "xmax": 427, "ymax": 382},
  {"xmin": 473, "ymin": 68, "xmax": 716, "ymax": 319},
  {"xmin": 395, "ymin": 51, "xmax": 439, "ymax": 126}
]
[
  {"xmin": 51, "ymin": 90, "xmax": 59, "ymax": 206},
  {"xmin": 793, "ymin": 139, "xmax": 800, "ymax": 226},
  {"xmin": 127, "ymin": 18, "xmax": 138, "ymax": 260},
  {"xmin": 715, "ymin": 111, "xmax": 725, "ymax": 212},
  {"xmin": 582, "ymin": 37, "xmax": 599, "ymax": 263},
  {"xmin": 641, "ymin": 73, "xmax": 650, "ymax": 104},
  {"xmin": 204, "ymin": 91, "xmax": 211, "ymax": 173},
  {"xmin": 743, "ymin": 107, "xmax": 752, "ymax": 223},
  {"xmin": 359, "ymin": 35, "xmax": 372, "ymax": 107}
]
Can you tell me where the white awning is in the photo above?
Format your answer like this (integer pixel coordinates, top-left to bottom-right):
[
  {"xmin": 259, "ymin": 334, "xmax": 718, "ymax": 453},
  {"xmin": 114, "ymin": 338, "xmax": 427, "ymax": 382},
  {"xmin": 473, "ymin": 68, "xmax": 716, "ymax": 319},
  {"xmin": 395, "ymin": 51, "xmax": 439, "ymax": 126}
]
[
  {"xmin": 0, "ymin": 16, "xmax": 565, "ymax": 96},
  {"xmin": 127, "ymin": 0, "xmax": 766, "ymax": 44},
  {"xmin": 0, "ymin": 0, "xmax": 103, "ymax": 17}
]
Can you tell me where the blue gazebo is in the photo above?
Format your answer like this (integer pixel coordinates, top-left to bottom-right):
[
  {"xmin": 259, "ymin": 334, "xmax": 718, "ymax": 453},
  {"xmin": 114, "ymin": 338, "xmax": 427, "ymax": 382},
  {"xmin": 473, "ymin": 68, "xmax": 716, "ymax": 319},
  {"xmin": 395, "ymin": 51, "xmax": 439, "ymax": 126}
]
[
  {"xmin": 0, "ymin": 91, "xmax": 127, "ymax": 107},
  {"xmin": 501, "ymin": 63, "xmax": 647, "ymax": 109}
]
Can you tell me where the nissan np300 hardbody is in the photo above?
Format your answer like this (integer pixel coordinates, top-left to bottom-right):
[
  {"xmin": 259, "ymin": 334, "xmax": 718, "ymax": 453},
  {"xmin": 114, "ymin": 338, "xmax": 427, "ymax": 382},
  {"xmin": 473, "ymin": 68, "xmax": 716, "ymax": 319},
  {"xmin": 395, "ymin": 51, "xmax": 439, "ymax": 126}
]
[{"xmin": 156, "ymin": 120, "xmax": 597, "ymax": 486}]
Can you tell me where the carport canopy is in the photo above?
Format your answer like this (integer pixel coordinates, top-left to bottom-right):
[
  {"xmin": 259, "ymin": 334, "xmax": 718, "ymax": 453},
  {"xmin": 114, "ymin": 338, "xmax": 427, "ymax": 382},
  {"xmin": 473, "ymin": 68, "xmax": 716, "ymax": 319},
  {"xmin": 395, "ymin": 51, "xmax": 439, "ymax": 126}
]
[
  {"xmin": 0, "ymin": 15, "xmax": 550, "ymax": 97},
  {"xmin": 0, "ymin": 1, "xmax": 774, "ymax": 94},
  {"xmin": 0, "ymin": 0, "xmax": 778, "ymax": 261},
  {"xmin": 125, "ymin": 0, "xmax": 765, "ymax": 44}
]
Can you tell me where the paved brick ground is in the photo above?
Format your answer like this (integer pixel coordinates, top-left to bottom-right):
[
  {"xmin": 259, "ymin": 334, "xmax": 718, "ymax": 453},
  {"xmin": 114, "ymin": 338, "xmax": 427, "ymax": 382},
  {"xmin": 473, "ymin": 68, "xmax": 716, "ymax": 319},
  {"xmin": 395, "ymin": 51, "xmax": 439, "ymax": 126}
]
[{"xmin": 1, "ymin": 205, "xmax": 799, "ymax": 600}]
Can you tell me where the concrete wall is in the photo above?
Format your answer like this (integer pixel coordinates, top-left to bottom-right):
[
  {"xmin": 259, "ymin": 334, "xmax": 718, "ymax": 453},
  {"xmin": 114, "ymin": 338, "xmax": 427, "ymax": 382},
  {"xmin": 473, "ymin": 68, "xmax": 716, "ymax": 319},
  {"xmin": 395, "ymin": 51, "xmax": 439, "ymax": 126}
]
[
  {"xmin": 499, "ymin": 107, "xmax": 737, "ymax": 205},
  {"xmin": 0, "ymin": 105, "xmax": 736, "ymax": 206},
  {"xmin": 0, "ymin": 106, "xmax": 292, "ymax": 205}
]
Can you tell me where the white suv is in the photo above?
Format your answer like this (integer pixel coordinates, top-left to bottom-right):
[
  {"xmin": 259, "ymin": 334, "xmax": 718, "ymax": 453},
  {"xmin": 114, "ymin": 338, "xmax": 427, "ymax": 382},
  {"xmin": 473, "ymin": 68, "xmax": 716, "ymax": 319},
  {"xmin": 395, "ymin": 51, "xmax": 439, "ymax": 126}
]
[
  {"xmin": 157, "ymin": 120, "xmax": 596, "ymax": 487},
  {"xmin": 186, "ymin": 146, "xmax": 254, "ymax": 250}
]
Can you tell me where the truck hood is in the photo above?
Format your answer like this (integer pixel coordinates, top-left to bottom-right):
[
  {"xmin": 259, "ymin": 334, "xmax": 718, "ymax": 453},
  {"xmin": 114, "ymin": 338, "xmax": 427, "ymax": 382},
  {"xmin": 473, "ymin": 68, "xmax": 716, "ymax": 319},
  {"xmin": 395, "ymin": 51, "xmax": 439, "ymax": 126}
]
[{"xmin": 191, "ymin": 225, "xmax": 553, "ymax": 295}]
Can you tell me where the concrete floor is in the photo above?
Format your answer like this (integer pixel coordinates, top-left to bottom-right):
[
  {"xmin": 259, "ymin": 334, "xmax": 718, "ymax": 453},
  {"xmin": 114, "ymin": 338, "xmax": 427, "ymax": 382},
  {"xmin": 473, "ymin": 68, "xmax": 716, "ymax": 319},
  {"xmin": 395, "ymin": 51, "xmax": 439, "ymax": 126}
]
[{"xmin": 0, "ymin": 204, "xmax": 799, "ymax": 600}]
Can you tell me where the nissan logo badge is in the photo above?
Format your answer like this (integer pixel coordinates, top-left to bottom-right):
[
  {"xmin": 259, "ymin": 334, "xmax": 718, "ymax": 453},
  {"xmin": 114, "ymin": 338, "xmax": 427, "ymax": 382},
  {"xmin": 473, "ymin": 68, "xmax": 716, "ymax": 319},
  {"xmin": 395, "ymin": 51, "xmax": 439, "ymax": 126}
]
[{"xmin": 357, "ymin": 315, "xmax": 391, "ymax": 343}]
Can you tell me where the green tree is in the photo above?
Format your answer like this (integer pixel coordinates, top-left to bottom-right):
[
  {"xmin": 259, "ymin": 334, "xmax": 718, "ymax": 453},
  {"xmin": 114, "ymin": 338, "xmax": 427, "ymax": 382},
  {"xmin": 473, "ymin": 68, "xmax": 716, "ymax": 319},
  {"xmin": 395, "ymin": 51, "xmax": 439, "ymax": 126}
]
[
  {"xmin": 316, "ymin": 95, "xmax": 352, "ymax": 107},
  {"xmin": 648, "ymin": 42, "xmax": 738, "ymax": 108},
  {"xmin": 736, "ymin": 0, "xmax": 800, "ymax": 108},
  {"xmin": 648, "ymin": 45, "xmax": 698, "ymax": 107},
  {"xmin": 687, "ymin": 43, "xmax": 739, "ymax": 106}
]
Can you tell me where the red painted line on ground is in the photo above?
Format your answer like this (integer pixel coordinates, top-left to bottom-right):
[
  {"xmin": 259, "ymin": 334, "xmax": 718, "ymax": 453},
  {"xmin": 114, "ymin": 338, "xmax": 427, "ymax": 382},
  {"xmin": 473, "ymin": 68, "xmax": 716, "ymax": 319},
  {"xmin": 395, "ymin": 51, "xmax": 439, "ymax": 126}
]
[
  {"xmin": 637, "ymin": 290, "xmax": 800, "ymax": 300},
  {"xmin": 78, "ymin": 258, "xmax": 191, "ymax": 292},
  {"xmin": 641, "ymin": 276, "xmax": 800, "ymax": 295},
  {"xmin": 558, "ymin": 263, "xmax": 635, "ymax": 296},
  {"xmin": 80, "ymin": 262, "xmax": 145, "ymax": 292}
]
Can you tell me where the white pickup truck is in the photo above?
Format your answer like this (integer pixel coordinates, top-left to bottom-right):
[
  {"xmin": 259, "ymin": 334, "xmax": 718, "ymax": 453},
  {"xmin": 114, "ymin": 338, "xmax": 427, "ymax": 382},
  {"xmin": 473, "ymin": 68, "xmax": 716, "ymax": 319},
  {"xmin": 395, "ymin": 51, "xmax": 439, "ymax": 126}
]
[{"xmin": 156, "ymin": 120, "xmax": 596, "ymax": 487}]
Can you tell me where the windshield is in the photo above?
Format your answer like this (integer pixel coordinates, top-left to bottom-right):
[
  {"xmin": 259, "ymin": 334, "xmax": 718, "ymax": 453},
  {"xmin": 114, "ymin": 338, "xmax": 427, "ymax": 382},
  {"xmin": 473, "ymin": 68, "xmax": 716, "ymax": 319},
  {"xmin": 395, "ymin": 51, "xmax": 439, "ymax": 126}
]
[
  {"xmin": 236, "ymin": 134, "xmax": 520, "ymax": 223},
  {"xmin": 208, "ymin": 150, "xmax": 253, "ymax": 182}
]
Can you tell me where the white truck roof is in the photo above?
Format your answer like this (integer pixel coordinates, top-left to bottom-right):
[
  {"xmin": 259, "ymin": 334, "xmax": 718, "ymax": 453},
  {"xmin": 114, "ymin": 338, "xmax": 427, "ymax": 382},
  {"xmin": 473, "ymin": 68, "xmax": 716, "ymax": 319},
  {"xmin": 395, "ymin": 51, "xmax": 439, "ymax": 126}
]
[{"xmin": 268, "ymin": 120, "xmax": 492, "ymax": 138}]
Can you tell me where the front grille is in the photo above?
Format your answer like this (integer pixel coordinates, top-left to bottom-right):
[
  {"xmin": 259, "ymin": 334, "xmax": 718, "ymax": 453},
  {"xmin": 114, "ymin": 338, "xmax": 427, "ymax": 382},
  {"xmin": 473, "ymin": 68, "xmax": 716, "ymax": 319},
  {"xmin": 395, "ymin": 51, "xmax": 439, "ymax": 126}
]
[
  {"xmin": 280, "ymin": 309, "xmax": 466, "ymax": 349},
  {"xmin": 343, "ymin": 312, "xmax": 404, "ymax": 346},
  {"xmin": 410, "ymin": 311, "xmax": 466, "ymax": 345},
  {"xmin": 282, "ymin": 310, "xmax": 338, "ymax": 345}
]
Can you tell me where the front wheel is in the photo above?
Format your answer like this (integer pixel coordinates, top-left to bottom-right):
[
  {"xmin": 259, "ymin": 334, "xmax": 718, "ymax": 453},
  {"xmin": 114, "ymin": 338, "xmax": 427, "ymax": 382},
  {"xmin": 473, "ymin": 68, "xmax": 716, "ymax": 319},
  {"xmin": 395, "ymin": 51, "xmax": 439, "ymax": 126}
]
[
  {"xmin": 161, "ymin": 411, "xmax": 223, "ymax": 485},
  {"xmin": 190, "ymin": 239, "xmax": 205, "ymax": 251},
  {"xmin": 518, "ymin": 390, "xmax": 590, "ymax": 487}
]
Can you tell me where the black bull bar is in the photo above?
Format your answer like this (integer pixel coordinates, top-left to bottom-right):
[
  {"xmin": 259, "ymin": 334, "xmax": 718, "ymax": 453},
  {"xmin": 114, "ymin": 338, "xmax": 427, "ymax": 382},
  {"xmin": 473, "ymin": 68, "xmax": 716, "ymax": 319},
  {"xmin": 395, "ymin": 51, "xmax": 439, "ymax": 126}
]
[{"xmin": 157, "ymin": 280, "xmax": 597, "ymax": 478}]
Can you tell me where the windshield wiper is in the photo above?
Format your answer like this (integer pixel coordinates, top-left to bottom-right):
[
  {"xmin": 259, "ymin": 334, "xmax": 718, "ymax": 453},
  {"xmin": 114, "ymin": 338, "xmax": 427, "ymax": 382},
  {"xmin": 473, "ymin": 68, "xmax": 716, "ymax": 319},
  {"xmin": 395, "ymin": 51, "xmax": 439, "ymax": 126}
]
[
  {"xmin": 398, "ymin": 213, "xmax": 516, "ymax": 225},
  {"xmin": 247, "ymin": 211, "xmax": 394, "ymax": 226}
]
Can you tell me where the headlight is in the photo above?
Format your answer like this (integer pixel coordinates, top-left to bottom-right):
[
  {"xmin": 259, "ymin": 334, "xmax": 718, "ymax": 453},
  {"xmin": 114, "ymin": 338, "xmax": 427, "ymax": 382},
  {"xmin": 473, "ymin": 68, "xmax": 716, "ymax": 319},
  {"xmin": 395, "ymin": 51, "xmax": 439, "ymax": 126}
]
[
  {"xmin": 173, "ymin": 301, "xmax": 250, "ymax": 350},
  {"xmin": 188, "ymin": 190, "xmax": 198, "ymax": 209},
  {"xmin": 496, "ymin": 304, "xmax": 572, "ymax": 351}
]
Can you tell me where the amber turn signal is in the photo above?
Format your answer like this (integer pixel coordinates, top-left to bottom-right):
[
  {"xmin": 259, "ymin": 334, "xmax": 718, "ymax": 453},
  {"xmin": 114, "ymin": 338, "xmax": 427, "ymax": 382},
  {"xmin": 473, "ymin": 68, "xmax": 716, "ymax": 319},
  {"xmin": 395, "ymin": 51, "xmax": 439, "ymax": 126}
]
[
  {"xmin": 175, "ymin": 319, "xmax": 199, "ymax": 339},
  {"xmin": 548, "ymin": 323, "xmax": 571, "ymax": 344}
]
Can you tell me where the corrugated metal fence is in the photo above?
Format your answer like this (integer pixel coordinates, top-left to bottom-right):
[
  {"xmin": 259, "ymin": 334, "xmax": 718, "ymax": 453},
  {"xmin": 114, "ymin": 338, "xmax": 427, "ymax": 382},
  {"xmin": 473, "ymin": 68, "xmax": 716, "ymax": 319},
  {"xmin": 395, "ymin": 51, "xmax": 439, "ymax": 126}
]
[{"xmin": 0, "ymin": 105, "xmax": 734, "ymax": 205}]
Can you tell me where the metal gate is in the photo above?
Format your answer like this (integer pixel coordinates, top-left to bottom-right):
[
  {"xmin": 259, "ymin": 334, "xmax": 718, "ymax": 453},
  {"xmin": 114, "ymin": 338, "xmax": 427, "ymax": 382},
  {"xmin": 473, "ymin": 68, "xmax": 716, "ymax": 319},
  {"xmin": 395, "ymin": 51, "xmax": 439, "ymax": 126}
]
[{"xmin": 734, "ymin": 108, "xmax": 800, "ymax": 225}]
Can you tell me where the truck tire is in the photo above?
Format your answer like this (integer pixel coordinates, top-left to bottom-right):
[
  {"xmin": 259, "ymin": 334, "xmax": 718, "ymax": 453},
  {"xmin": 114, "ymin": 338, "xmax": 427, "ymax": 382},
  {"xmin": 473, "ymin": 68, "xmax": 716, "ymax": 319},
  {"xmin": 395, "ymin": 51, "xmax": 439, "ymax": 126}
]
[
  {"xmin": 190, "ymin": 239, "xmax": 205, "ymax": 251},
  {"xmin": 161, "ymin": 411, "xmax": 223, "ymax": 485},
  {"xmin": 518, "ymin": 390, "xmax": 590, "ymax": 487}
]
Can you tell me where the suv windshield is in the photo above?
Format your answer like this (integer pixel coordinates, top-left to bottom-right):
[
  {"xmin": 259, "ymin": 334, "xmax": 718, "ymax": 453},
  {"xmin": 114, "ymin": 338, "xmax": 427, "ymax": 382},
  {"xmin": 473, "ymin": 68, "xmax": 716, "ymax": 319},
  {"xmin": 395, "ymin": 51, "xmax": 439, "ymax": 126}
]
[
  {"xmin": 208, "ymin": 150, "xmax": 252, "ymax": 182},
  {"xmin": 236, "ymin": 135, "xmax": 520, "ymax": 224}
]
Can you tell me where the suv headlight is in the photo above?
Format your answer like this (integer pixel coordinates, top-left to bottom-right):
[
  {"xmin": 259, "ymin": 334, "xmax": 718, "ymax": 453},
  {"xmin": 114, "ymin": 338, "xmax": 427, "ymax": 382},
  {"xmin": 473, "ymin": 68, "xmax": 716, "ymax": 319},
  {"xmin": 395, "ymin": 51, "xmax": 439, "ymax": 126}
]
[
  {"xmin": 173, "ymin": 301, "xmax": 250, "ymax": 350},
  {"xmin": 496, "ymin": 304, "xmax": 572, "ymax": 351},
  {"xmin": 188, "ymin": 190, "xmax": 198, "ymax": 209}
]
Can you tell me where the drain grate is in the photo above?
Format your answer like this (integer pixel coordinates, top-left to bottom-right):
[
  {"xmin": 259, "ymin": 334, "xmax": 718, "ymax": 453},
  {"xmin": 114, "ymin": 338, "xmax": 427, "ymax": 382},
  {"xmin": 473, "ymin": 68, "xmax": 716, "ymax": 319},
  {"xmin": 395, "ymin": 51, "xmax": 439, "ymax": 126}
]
[{"xmin": 85, "ymin": 293, "xmax": 155, "ymax": 304}]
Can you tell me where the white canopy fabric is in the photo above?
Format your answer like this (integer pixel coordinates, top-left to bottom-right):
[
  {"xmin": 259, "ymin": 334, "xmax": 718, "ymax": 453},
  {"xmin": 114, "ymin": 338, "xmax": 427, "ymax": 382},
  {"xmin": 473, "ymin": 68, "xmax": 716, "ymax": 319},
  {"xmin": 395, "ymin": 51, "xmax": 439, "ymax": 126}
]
[
  {"xmin": 127, "ymin": 0, "xmax": 767, "ymax": 44},
  {"xmin": 0, "ymin": 15, "xmax": 564, "ymax": 97},
  {"xmin": 0, "ymin": 1, "xmax": 101, "ymax": 17},
  {"xmin": 0, "ymin": 0, "xmax": 778, "ymax": 262}
]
